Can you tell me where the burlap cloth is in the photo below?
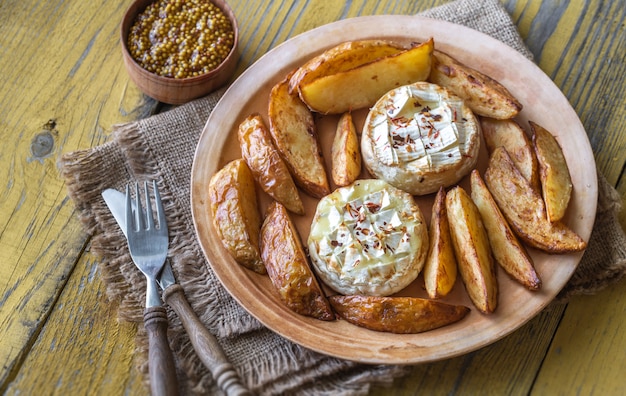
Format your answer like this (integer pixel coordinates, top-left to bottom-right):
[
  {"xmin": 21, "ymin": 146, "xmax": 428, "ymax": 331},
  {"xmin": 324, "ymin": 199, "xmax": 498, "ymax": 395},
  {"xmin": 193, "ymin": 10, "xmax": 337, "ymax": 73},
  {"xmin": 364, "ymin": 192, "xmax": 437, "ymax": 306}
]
[{"xmin": 59, "ymin": 0, "xmax": 626, "ymax": 394}]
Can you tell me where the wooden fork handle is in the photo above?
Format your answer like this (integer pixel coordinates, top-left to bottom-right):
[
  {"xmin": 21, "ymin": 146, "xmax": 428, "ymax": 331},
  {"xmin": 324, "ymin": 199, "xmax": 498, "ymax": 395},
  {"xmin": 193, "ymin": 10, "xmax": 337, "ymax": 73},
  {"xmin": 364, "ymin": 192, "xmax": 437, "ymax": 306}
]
[
  {"xmin": 163, "ymin": 284, "xmax": 251, "ymax": 396},
  {"xmin": 144, "ymin": 306, "xmax": 179, "ymax": 396}
]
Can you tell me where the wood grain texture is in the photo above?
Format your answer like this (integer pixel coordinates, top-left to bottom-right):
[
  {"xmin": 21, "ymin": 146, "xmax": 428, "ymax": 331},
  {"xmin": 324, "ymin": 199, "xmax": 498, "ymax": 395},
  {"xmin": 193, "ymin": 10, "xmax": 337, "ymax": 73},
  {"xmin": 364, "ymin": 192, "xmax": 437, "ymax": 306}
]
[
  {"xmin": 3, "ymin": 253, "xmax": 144, "ymax": 395},
  {"xmin": 531, "ymin": 280, "xmax": 626, "ymax": 395},
  {"xmin": 0, "ymin": 0, "xmax": 624, "ymax": 395},
  {"xmin": 0, "ymin": 0, "xmax": 156, "ymax": 392}
]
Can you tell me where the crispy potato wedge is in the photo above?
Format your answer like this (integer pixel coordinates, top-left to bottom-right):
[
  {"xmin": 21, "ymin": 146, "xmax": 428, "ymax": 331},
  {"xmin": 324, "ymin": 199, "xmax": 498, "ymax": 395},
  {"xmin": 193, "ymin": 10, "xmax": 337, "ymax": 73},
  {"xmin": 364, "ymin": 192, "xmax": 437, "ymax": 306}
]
[
  {"xmin": 484, "ymin": 147, "xmax": 586, "ymax": 253},
  {"xmin": 530, "ymin": 121, "xmax": 573, "ymax": 223},
  {"xmin": 423, "ymin": 187, "xmax": 458, "ymax": 299},
  {"xmin": 328, "ymin": 295, "xmax": 470, "ymax": 334},
  {"xmin": 470, "ymin": 170, "xmax": 541, "ymax": 290},
  {"xmin": 298, "ymin": 38, "xmax": 434, "ymax": 114},
  {"xmin": 260, "ymin": 202, "xmax": 335, "ymax": 321},
  {"xmin": 480, "ymin": 118, "xmax": 540, "ymax": 191},
  {"xmin": 446, "ymin": 186, "xmax": 498, "ymax": 314},
  {"xmin": 268, "ymin": 79, "xmax": 330, "ymax": 198},
  {"xmin": 429, "ymin": 50, "xmax": 522, "ymax": 119},
  {"xmin": 288, "ymin": 39, "xmax": 405, "ymax": 94},
  {"xmin": 331, "ymin": 112, "xmax": 361, "ymax": 187},
  {"xmin": 237, "ymin": 113, "xmax": 305, "ymax": 215},
  {"xmin": 208, "ymin": 159, "xmax": 265, "ymax": 274}
]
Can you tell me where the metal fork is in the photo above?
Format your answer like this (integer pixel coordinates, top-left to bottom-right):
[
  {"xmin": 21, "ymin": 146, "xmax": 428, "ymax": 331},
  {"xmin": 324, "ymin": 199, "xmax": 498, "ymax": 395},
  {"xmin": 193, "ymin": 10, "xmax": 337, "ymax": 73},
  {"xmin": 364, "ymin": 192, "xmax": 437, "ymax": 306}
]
[{"xmin": 126, "ymin": 181, "xmax": 178, "ymax": 396}]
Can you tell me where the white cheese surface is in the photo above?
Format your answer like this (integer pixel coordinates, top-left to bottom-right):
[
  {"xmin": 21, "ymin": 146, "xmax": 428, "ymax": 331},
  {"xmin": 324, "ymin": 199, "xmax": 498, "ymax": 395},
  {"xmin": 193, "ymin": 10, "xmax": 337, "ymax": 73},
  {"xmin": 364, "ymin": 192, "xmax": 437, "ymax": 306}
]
[
  {"xmin": 371, "ymin": 84, "xmax": 467, "ymax": 170},
  {"xmin": 308, "ymin": 179, "xmax": 428, "ymax": 296},
  {"xmin": 361, "ymin": 82, "xmax": 480, "ymax": 195}
]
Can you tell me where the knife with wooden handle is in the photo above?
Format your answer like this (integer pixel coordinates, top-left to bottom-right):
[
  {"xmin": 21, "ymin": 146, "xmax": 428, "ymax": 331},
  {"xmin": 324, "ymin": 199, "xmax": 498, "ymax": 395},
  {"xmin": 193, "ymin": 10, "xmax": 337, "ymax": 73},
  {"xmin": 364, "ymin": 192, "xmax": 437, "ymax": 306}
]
[
  {"xmin": 102, "ymin": 189, "xmax": 251, "ymax": 396},
  {"xmin": 158, "ymin": 266, "xmax": 251, "ymax": 396}
]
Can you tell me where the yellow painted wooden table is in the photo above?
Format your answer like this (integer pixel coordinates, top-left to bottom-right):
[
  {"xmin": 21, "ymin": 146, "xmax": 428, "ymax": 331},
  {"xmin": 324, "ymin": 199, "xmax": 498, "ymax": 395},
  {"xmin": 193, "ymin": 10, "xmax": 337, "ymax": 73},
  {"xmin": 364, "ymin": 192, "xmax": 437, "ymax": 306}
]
[{"xmin": 1, "ymin": 0, "xmax": 624, "ymax": 395}]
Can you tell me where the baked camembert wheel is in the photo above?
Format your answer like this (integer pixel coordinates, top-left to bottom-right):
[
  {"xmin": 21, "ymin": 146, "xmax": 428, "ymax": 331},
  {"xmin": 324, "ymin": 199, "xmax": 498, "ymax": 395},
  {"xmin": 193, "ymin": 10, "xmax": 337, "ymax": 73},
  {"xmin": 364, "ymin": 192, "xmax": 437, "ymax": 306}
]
[
  {"xmin": 308, "ymin": 179, "xmax": 428, "ymax": 296},
  {"xmin": 361, "ymin": 82, "xmax": 480, "ymax": 195}
]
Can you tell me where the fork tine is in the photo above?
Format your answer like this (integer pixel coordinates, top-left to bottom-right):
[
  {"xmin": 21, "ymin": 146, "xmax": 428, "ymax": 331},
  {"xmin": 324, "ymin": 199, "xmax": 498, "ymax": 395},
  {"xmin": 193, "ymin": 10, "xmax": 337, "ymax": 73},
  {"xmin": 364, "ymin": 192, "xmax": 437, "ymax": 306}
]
[
  {"xmin": 153, "ymin": 180, "xmax": 167, "ymax": 233},
  {"xmin": 144, "ymin": 181, "xmax": 155, "ymax": 230},
  {"xmin": 135, "ymin": 182, "xmax": 145, "ymax": 231}
]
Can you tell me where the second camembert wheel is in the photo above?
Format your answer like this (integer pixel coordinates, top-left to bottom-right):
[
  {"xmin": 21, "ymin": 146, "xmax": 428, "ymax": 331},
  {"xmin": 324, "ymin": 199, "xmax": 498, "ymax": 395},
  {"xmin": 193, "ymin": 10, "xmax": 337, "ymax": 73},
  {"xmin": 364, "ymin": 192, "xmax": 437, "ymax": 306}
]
[{"xmin": 308, "ymin": 179, "xmax": 428, "ymax": 296}]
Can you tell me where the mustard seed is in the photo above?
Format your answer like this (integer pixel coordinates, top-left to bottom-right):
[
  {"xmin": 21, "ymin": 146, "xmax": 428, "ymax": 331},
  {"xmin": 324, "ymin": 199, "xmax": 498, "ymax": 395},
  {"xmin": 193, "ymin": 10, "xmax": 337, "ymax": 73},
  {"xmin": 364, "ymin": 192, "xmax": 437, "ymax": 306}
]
[{"xmin": 127, "ymin": 0, "xmax": 234, "ymax": 78}]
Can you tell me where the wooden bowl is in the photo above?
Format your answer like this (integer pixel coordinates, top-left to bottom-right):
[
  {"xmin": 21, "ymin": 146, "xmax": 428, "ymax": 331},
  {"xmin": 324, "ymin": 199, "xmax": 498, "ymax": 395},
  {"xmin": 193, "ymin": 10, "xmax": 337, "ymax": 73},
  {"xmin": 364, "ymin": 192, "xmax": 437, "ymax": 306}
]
[{"xmin": 120, "ymin": 0, "xmax": 239, "ymax": 105}]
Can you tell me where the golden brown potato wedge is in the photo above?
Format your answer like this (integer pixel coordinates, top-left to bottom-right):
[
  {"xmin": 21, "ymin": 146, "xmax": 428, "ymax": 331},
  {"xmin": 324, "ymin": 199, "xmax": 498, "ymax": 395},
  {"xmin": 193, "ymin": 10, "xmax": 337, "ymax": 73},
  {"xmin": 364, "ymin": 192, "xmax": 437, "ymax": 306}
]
[
  {"xmin": 423, "ymin": 187, "xmax": 457, "ymax": 299},
  {"xmin": 237, "ymin": 113, "xmax": 305, "ymax": 215},
  {"xmin": 260, "ymin": 202, "xmax": 335, "ymax": 321},
  {"xmin": 208, "ymin": 159, "xmax": 265, "ymax": 274},
  {"xmin": 298, "ymin": 38, "xmax": 434, "ymax": 114},
  {"xmin": 331, "ymin": 112, "xmax": 361, "ymax": 187},
  {"xmin": 328, "ymin": 295, "xmax": 470, "ymax": 334},
  {"xmin": 268, "ymin": 79, "xmax": 330, "ymax": 198},
  {"xmin": 480, "ymin": 118, "xmax": 540, "ymax": 191},
  {"xmin": 484, "ymin": 147, "xmax": 586, "ymax": 253},
  {"xmin": 470, "ymin": 170, "xmax": 541, "ymax": 290},
  {"xmin": 446, "ymin": 186, "xmax": 498, "ymax": 314},
  {"xmin": 429, "ymin": 50, "xmax": 522, "ymax": 119},
  {"xmin": 530, "ymin": 121, "xmax": 573, "ymax": 223},
  {"xmin": 288, "ymin": 39, "xmax": 405, "ymax": 94}
]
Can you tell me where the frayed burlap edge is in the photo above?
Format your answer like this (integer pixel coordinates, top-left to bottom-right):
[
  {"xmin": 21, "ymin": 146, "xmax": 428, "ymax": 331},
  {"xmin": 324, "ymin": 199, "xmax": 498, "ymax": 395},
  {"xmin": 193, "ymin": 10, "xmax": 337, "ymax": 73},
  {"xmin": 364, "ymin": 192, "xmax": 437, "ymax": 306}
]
[
  {"xmin": 59, "ymin": 141, "xmax": 147, "ymax": 321},
  {"xmin": 557, "ymin": 171, "xmax": 626, "ymax": 301}
]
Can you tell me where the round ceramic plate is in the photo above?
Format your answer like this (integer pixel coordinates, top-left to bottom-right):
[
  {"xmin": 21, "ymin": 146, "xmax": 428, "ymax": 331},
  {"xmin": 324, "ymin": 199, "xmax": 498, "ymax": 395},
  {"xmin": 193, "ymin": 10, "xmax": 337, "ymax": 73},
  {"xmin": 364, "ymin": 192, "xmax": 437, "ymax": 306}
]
[{"xmin": 191, "ymin": 15, "xmax": 597, "ymax": 364}]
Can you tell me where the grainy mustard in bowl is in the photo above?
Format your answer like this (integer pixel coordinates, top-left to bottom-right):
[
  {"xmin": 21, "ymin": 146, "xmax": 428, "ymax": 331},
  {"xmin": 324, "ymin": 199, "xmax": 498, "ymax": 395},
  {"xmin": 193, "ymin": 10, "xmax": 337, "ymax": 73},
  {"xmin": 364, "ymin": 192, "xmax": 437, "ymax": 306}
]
[{"xmin": 120, "ymin": 0, "xmax": 239, "ymax": 104}]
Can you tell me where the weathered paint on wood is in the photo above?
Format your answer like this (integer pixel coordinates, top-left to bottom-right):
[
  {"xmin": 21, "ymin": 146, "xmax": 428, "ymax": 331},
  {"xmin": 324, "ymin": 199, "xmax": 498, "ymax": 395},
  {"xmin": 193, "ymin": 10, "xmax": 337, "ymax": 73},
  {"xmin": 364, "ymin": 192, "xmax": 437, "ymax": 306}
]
[{"xmin": 0, "ymin": 0, "xmax": 623, "ymax": 395}]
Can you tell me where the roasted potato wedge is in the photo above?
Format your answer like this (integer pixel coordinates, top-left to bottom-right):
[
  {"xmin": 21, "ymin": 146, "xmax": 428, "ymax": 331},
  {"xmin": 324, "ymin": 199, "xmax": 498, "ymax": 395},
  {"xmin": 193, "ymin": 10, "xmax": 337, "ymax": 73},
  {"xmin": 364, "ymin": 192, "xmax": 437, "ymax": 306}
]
[
  {"xmin": 208, "ymin": 159, "xmax": 265, "ymax": 274},
  {"xmin": 260, "ymin": 202, "xmax": 334, "ymax": 321},
  {"xmin": 530, "ymin": 121, "xmax": 573, "ymax": 223},
  {"xmin": 423, "ymin": 187, "xmax": 457, "ymax": 299},
  {"xmin": 288, "ymin": 39, "xmax": 405, "ymax": 94},
  {"xmin": 237, "ymin": 113, "xmax": 304, "ymax": 215},
  {"xmin": 328, "ymin": 295, "xmax": 470, "ymax": 334},
  {"xmin": 480, "ymin": 118, "xmax": 540, "ymax": 191},
  {"xmin": 470, "ymin": 170, "xmax": 541, "ymax": 290},
  {"xmin": 484, "ymin": 147, "xmax": 586, "ymax": 253},
  {"xmin": 298, "ymin": 38, "xmax": 434, "ymax": 114},
  {"xmin": 268, "ymin": 79, "xmax": 330, "ymax": 198},
  {"xmin": 446, "ymin": 186, "xmax": 498, "ymax": 314},
  {"xmin": 429, "ymin": 50, "xmax": 522, "ymax": 119},
  {"xmin": 331, "ymin": 112, "xmax": 361, "ymax": 187}
]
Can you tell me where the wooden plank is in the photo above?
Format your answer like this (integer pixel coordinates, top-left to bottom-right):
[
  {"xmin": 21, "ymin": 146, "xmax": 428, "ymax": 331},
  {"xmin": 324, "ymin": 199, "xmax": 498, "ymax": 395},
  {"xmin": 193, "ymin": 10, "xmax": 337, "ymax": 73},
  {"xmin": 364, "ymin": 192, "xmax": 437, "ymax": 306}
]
[
  {"xmin": 0, "ymin": 0, "xmax": 156, "ymax": 389},
  {"xmin": 531, "ymin": 280, "xmax": 626, "ymax": 395},
  {"xmin": 370, "ymin": 304, "xmax": 567, "ymax": 395},
  {"xmin": 4, "ymin": 252, "xmax": 145, "ymax": 396},
  {"xmin": 227, "ymin": 0, "xmax": 440, "ymax": 73}
]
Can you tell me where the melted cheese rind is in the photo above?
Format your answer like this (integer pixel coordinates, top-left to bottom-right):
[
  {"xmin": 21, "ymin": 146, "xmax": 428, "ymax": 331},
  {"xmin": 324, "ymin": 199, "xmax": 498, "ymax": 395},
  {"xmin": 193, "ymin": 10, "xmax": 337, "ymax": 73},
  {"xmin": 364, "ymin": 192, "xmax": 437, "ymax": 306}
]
[
  {"xmin": 308, "ymin": 179, "xmax": 428, "ymax": 296},
  {"xmin": 362, "ymin": 82, "xmax": 480, "ymax": 195}
]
